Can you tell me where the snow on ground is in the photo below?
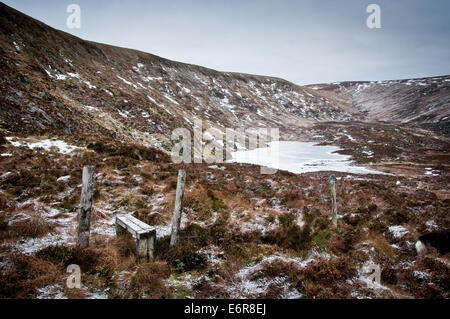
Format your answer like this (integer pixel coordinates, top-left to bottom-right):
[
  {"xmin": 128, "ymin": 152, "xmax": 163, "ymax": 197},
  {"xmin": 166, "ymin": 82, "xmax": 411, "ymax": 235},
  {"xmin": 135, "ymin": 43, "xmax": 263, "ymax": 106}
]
[
  {"xmin": 37, "ymin": 284, "xmax": 109, "ymax": 299},
  {"xmin": 424, "ymin": 167, "xmax": 439, "ymax": 176},
  {"xmin": 17, "ymin": 232, "xmax": 74, "ymax": 255},
  {"xmin": 147, "ymin": 95, "xmax": 173, "ymax": 115},
  {"xmin": 231, "ymin": 273, "xmax": 301, "ymax": 299},
  {"xmin": 81, "ymin": 79, "xmax": 96, "ymax": 89},
  {"xmin": 103, "ymin": 89, "xmax": 114, "ymax": 97},
  {"xmin": 57, "ymin": 175, "xmax": 71, "ymax": 182},
  {"xmin": 166, "ymin": 273, "xmax": 205, "ymax": 294},
  {"xmin": 208, "ymin": 165, "xmax": 226, "ymax": 171},
  {"xmin": 13, "ymin": 205, "xmax": 78, "ymax": 255},
  {"xmin": 230, "ymin": 141, "xmax": 388, "ymax": 175},
  {"xmin": 425, "ymin": 220, "xmax": 438, "ymax": 230},
  {"xmin": 86, "ymin": 288, "xmax": 109, "ymax": 299},
  {"xmin": 388, "ymin": 225, "xmax": 409, "ymax": 239},
  {"xmin": 13, "ymin": 41, "xmax": 21, "ymax": 51},
  {"xmin": 117, "ymin": 75, "xmax": 138, "ymax": 89},
  {"xmin": 37, "ymin": 284, "xmax": 67, "ymax": 299},
  {"xmin": 6, "ymin": 137, "xmax": 84, "ymax": 154},
  {"xmin": 362, "ymin": 150, "xmax": 374, "ymax": 157},
  {"xmin": 10, "ymin": 191, "xmax": 117, "ymax": 255},
  {"xmin": 163, "ymin": 93, "xmax": 180, "ymax": 105},
  {"xmin": 230, "ymin": 209, "xmax": 278, "ymax": 235},
  {"xmin": 197, "ymin": 245, "xmax": 224, "ymax": 266},
  {"xmin": 413, "ymin": 271, "xmax": 431, "ymax": 280},
  {"xmin": 118, "ymin": 110, "xmax": 130, "ymax": 118},
  {"xmin": 83, "ymin": 105, "xmax": 100, "ymax": 112},
  {"xmin": 167, "ymin": 252, "xmax": 321, "ymax": 298},
  {"xmin": 45, "ymin": 71, "xmax": 97, "ymax": 89},
  {"xmin": 343, "ymin": 133, "xmax": 355, "ymax": 141},
  {"xmin": 228, "ymin": 252, "xmax": 331, "ymax": 299}
]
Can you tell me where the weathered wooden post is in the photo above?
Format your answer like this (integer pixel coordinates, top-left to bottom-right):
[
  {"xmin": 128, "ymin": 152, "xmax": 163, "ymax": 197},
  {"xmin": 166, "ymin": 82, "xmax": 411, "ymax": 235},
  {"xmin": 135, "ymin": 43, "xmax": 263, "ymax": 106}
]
[
  {"xmin": 329, "ymin": 175, "xmax": 337, "ymax": 226},
  {"xmin": 77, "ymin": 166, "xmax": 95, "ymax": 248},
  {"xmin": 170, "ymin": 169, "xmax": 186, "ymax": 246},
  {"xmin": 136, "ymin": 230, "xmax": 156, "ymax": 261}
]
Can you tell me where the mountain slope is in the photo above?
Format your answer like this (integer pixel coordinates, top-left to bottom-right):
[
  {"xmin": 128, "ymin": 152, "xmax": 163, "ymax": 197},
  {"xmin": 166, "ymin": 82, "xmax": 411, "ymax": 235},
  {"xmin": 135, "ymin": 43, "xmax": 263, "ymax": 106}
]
[
  {"xmin": 0, "ymin": 2, "xmax": 363, "ymax": 152},
  {"xmin": 1, "ymin": 2, "xmax": 449, "ymax": 154},
  {"xmin": 306, "ymin": 77, "xmax": 450, "ymax": 124}
]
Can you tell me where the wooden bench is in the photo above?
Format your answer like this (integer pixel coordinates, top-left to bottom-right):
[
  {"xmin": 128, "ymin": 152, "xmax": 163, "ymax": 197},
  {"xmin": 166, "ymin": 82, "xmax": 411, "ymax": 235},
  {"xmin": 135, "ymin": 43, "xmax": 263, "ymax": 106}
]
[{"xmin": 115, "ymin": 214, "xmax": 156, "ymax": 261}]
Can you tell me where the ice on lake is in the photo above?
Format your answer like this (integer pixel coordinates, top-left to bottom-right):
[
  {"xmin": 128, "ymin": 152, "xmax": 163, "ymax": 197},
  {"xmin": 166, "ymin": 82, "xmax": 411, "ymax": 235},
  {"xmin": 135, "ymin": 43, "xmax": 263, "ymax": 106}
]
[{"xmin": 230, "ymin": 141, "xmax": 385, "ymax": 175}]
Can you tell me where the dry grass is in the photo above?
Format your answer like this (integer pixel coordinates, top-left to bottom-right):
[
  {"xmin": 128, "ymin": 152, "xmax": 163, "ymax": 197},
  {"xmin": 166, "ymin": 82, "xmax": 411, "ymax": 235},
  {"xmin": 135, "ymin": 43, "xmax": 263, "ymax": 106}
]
[
  {"xmin": 0, "ymin": 254, "xmax": 61, "ymax": 298},
  {"xmin": 118, "ymin": 262, "xmax": 171, "ymax": 299},
  {"xmin": 0, "ymin": 123, "xmax": 448, "ymax": 299},
  {"xmin": 0, "ymin": 211, "xmax": 55, "ymax": 241}
]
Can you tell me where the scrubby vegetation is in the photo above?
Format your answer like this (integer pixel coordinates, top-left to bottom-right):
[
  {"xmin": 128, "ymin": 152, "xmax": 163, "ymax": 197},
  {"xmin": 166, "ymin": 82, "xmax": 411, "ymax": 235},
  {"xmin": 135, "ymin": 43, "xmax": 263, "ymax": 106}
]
[{"xmin": 0, "ymin": 128, "xmax": 448, "ymax": 299}]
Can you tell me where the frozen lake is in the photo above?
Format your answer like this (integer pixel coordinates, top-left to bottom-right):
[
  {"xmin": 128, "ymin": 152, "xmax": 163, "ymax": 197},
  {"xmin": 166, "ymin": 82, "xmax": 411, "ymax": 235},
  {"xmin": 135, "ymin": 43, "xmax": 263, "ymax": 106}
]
[{"xmin": 230, "ymin": 141, "xmax": 384, "ymax": 175}]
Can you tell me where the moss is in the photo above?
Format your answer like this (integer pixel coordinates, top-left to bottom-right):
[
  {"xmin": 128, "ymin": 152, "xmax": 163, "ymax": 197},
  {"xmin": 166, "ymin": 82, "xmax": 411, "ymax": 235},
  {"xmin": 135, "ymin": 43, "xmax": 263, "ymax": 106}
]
[
  {"xmin": 207, "ymin": 189, "xmax": 228, "ymax": 212},
  {"xmin": 311, "ymin": 229, "xmax": 330, "ymax": 252},
  {"xmin": 134, "ymin": 198, "xmax": 148, "ymax": 209},
  {"xmin": 265, "ymin": 215, "xmax": 275, "ymax": 223},
  {"xmin": 211, "ymin": 199, "xmax": 228, "ymax": 212},
  {"xmin": 140, "ymin": 185, "xmax": 154, "ymax": 196},
  {"xmin": 278, "ymin": 212, "xmax": 296, "ymax": 228},
  {"xmin": 208, "ymin": 212, "xmax": 230, "ymax": 244}
]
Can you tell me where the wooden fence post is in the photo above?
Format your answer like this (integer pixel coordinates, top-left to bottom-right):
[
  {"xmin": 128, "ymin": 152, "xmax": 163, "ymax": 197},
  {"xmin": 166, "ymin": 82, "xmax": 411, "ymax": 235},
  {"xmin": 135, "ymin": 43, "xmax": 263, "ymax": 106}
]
[
  {"xmin": 330, "ymin": 175, "xmax": 337, "ymax": 226},
  {"xmin": 77, "ymin": 166, "xmax": 95, "ymax": 248},
  {"xmin": 170, "ymin": 169, "xmax": 186, "ymax": 246}
]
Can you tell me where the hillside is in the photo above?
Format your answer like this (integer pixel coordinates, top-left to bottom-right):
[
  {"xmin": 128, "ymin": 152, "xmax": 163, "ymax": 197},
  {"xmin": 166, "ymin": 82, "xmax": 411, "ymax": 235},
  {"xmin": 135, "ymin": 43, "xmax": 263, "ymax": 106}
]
[
  {"xmin": 307, "ymin": 77, "xmax": 450, "ymax": 124},
  {"xmin": 1, "ymin": 2, "xmax": 449, "ymax": 154},
  {"xmin": 0, "ymin": 2, "xmax": 363, "ymax": 152}
]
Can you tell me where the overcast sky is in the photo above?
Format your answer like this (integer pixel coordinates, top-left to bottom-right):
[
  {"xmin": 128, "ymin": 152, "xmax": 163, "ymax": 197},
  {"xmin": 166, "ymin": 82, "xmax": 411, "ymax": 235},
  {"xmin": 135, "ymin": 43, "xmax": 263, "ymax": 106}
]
[{"xmin": 3, "ymin": 0, "xmax": 450, "ymax": 85}]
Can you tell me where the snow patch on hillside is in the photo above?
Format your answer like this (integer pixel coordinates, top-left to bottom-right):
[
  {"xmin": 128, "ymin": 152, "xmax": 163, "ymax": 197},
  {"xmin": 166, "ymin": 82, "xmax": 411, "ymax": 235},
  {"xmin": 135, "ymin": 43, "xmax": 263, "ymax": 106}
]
[
  {"xmin": 6, "ymin": 137, "xmax": 84, "ymax": 154},
  {"xmin": 388, "ymin": 226, "xmax": 409, "ymax": 239}
]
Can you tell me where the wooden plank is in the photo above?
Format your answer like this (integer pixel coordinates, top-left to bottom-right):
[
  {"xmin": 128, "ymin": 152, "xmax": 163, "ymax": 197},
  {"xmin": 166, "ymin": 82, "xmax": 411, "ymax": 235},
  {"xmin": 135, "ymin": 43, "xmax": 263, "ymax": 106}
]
[
  {"xmin": 117, "ymin": 215, "xmax": 153, "ymax": 234},
  {"xmin": 77, "ymin": 166, "xmax": 95, "ymax": 248},
  {"xmin": 128, "ymin": 215, "xmax": 153, "ymax": 231},
  {"xmin": 136, "ymin": 236, "xmax": 148, "ymax": 260},
  {"xmin": 116, "ymin": 215, "xmax": 155, "ymax": 237},
  {"xmin": 170, "ymin": 169, "xmax": 186, "ymax": 246},
  {"xmin": 117, "ymin": 216, "xmax": 142, "ymax": 233}
]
